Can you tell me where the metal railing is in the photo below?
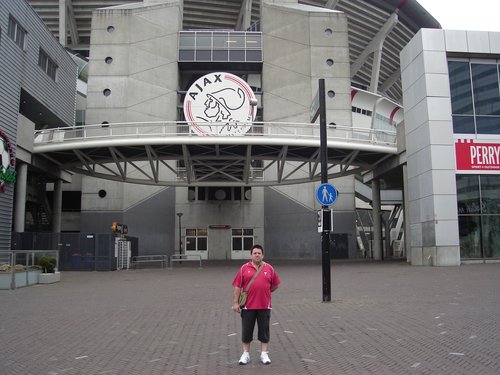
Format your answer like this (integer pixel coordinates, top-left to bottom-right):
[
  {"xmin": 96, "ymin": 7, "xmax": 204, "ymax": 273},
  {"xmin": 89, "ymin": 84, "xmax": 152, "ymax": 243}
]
[
  {"xmin": 0, "ymin": 250, "xmax": 59, "ymax": 290},
  {"xmin": 33, "ymin": 121, "xmax": 397, "ymax": 147}
]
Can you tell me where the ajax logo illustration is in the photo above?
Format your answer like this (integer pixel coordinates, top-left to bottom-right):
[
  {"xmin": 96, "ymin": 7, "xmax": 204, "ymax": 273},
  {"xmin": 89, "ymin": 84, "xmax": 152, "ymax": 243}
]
[
  {"xmin": 0, "ymin": 131, "xmax": 16, "ymax": 193},
  {"xmin": 183, "ymin": 72, "xmax": 257, "ymax": 136}
]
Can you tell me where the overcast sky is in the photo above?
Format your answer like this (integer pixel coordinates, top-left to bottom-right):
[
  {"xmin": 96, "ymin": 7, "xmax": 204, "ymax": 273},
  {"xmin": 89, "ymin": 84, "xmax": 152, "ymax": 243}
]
[{"xmin": 417, "ymin": 0, "xmax": 500, "ymax": 32}]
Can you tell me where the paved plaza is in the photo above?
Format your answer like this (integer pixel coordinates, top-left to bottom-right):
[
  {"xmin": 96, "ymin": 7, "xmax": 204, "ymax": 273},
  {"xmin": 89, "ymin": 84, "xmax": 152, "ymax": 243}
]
[{"xmin": 1, "ymin": 260, "xmax": 499, "ymax": 374}]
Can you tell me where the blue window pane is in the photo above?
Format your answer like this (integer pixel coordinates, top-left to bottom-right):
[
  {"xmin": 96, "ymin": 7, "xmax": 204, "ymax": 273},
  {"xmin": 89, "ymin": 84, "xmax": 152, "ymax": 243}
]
[
  {"xmin": 448, "ymin": 61, "xmax": 473, "ymax": 114},
  {"xmin": 476, "ymin": 116, "xmax": 500, "ymax": 134},
  {"xmin": 195, "ymin": 50, "xmax": 211, "ymax": 61},
  {"xmin": 452, "ymin": 115, "xmax": 475, "ymax": 133},
  {"xmin": 471, "ymin": 63, "xmax": 500, "ymax": 115},
  {"xmin": 213, "ymin": 50, "xmax": 228, "ymax": 61},
  {"xmin": 246, "ymin": 50, "xmax": 262, "ymax": 62},
  {"xmin": 179, "ymin": 50, "xmax": 195, "ymax": 61},
  {"xmin": 229, "ymin": 50, "xmax": 245, "ymax": 61}
]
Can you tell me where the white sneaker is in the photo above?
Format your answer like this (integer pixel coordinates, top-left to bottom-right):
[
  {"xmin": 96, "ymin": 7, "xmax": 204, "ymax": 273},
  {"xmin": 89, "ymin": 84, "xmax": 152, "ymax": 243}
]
[
  {"xmin": 260, "ymin": 351, "xmax": 271, "ymax": 365},
  {"xmin": 239, "ymin": 351, "xmax": 250, "ymax": 365}
]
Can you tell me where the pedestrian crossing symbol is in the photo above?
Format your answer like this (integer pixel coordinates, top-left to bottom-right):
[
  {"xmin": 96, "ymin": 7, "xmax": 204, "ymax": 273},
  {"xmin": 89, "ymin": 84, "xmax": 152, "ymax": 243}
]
[{"xmin": 316, "ymin": 183, "xmax": 338, "ymax": 206}]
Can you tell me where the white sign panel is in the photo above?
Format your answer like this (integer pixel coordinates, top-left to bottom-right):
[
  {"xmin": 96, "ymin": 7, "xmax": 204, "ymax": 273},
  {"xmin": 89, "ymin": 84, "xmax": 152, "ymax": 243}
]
[{"xmin": 183, "ymin": 72, "xmax": 257, "ymax": 136}]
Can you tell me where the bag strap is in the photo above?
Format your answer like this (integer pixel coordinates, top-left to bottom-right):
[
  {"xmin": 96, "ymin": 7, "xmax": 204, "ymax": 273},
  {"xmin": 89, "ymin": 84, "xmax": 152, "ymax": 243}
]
[{"xmin": 243, "ymin": 262, "xmax": 264, "ymax": 292}]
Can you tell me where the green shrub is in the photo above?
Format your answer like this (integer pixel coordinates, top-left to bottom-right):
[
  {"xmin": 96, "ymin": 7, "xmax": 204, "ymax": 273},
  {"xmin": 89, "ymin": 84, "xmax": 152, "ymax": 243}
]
[{"xmin": 38, "ymin": 256, "xmax": 57, "ymax": 273}]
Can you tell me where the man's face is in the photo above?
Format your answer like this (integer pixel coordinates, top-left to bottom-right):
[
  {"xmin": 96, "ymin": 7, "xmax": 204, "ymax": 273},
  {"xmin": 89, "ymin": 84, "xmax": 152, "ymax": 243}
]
[{"xmin": 251, "ymin": 248, "xmax": 264, "ymax": 264}]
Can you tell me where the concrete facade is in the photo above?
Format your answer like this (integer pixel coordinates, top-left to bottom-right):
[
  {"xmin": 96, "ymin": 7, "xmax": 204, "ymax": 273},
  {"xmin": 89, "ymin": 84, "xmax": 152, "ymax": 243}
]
[
  {"xmin": 0, "ymin": 0, "xmax": 77, "ymax": 249},
  {"xmin": 401, "ymin": 29, "xmax": 500, "ymax": 265},
  {"xmin": 78, "ymin": 0, "xmax": 356, "ymax": 260}
]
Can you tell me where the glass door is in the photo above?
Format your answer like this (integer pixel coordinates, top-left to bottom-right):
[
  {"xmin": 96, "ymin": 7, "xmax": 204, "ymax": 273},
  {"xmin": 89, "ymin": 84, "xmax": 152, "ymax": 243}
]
[
  {"xmin": 231, "ymin": 228, "xmax": 254, "ymax": 260},
  {"xmin": 185, "ymin": 228, "xmax": 208, "ymax": 260}
]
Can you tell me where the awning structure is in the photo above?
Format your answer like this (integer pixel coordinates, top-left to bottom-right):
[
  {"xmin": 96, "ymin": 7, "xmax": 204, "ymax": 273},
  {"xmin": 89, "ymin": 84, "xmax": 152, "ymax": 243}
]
[{"xmin": 33, "ymin": 121, "xmax": 397, "ymax": 186}]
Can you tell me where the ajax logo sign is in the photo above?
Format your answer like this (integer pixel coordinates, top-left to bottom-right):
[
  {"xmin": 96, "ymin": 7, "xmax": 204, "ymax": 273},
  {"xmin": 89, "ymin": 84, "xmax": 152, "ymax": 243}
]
[
  {"xmin": 183, "ymin": 72, "xmax": 257, "ymax": 136},
  {"xmin": 0, "ymin": 131, "xmax": 16, "ymax": 193}
]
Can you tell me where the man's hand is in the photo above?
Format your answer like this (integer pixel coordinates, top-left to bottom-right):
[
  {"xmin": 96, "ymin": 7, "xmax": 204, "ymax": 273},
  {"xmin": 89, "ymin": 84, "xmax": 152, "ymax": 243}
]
[{"xmin": 232, "ymin": 302, "xmax": 241, "ymax": 313}]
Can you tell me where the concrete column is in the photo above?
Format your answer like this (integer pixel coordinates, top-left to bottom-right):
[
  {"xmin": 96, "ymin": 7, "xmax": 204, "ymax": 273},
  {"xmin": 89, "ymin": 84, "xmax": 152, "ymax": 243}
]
[
  {"xmin": 13, "ymin": 162, "xmax": 28, "ymax": 232},
  {"xmin": 52, "ymin": 180, "xmax": 63, "ymax": 233},
  {"xmin": 372, "ymin": 179, "xmax": 382, "ymax": 260},
  {"xmin": 402, "ymin": 164, "xmax": 411, "ymax": 263},
  {"xmin": 59, "ymin": 0, "xmax": 67, "ymax": 46}
]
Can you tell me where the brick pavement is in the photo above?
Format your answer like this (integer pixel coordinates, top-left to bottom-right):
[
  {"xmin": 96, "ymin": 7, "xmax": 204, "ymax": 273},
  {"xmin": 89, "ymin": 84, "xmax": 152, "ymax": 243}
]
[{"xmin": 1, "ymin": 260, "xmax": 499, "ymax": 375}]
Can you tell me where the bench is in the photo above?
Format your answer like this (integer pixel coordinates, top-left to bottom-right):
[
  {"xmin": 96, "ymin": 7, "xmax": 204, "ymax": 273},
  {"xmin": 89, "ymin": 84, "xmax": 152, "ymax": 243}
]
[
  {"xmin": 130, "ymin": 255, "xmax": 167, "ymax": 269},
  {"xmin": 169, "ymin": 254, "xmax": 202, "ymax": 268}
]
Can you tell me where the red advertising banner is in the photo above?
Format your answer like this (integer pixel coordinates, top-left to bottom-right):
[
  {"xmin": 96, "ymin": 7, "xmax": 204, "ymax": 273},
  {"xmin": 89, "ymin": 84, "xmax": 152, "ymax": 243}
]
[{"xmin": 455, "ymin": 139, "xmax": 500, "ymax": 172}]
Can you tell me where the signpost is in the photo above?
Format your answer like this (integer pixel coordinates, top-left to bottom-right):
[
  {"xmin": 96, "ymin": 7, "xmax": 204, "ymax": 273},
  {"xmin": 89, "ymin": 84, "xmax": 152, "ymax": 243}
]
[{"xmin": 318, "ymin": 79, "xmax": 333, "ymax": 302}]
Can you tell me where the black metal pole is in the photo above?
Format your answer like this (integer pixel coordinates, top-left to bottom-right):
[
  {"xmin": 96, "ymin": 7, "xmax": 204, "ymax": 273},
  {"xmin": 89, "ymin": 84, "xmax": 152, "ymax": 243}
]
[{"xmin": 319, "ymin": 79, "xmax": 331, "ymax": 302}]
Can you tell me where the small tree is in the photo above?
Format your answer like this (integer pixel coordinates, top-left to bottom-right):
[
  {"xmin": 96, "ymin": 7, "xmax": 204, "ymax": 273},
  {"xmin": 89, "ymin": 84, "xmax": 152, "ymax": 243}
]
[{"xmin": 38, "ymin": 256, "xmax": 57, "ymax": 273}]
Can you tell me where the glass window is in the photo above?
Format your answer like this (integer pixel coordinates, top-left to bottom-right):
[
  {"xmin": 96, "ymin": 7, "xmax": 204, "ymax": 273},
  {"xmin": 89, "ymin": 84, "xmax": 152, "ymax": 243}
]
[
  {"xmin": 195, "ymin": 49, "xmax": 211, "ymax": 61},
  {"xmin": 471, "ymin": 63, "xmax": 500, "ymax": 115},
  {"xmin": 213, "ymin": 50, "xmax": 228, "ymax": 61},
  {"xmin": 246, "ymin": 34, "xmax": 261, "ymax": 48},
  {"xmin": 229, "ymin": 50, "xmax": 245, "ymax": 61},
  {"xmin": 233, "ymin": 237, "xmax": 242, "ymax": 251},
  {"xmin": 458, "ymin": 216, "xmax": 482, "ymax": 258},
  {"xmin": 186, "ymin": 228, "xmax": 207, "ymax": 251},
  {"xmin": 198, "ymin": 237, "xmax": 207, "ymax": 251},
  {"xmin": 8, "ymin": 15, "xmax": 27, "ymax": 49},
  {"xmin": 481, "ymin": 216, "xmax": 500, "ymax": 258},
  {"xmin": 38, "ymin": 49, "xmax": 58, "ymax": 81},
  {"xmin": 479, "ymin": 175, "xmax": 500, "ymax": 214},
  {"xmin": 452, "ymin": 115, "xmax": 475, "ymax": 134},
  {"xmin": 228, "ymin": 33, "xmax": 245, "ymax": 48},
  {"xmin": 179, "ymin": 50, "xmax": 195, "ymax": 61},
  {"xmin": 457, "ymin": 175, "xmax": 481, "ymax": 214},
  {"xmin": 232, "ymin": 228, "xmax": 254, "ymax": 252},
  {"xmin": 475, "ymin": 116, "xmax": 500, "ymax": 134},
  {"xmin": 213, "ymin": 32, "xmax": 229, "ymax": 48},
  {"xmin": 179, "ymin": 32, "xmax": 195, "ymax": 48},
  {"xmin": 448, "ymin": 61, "xmax": 473, "ymax": 115},
  {"xmin": 246, "ymin": 50, "xmax": 262, "ymax": 62},
  {"xmin": 196, "ymin": 33, "xmax": 212, "ymax": 48}
]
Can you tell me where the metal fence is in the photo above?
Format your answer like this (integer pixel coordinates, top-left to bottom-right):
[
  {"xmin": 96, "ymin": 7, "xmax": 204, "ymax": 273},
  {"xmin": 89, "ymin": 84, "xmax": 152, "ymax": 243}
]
[{"xmin": 11, "ymin": 232, "xmax": 138, "ymax": 271}]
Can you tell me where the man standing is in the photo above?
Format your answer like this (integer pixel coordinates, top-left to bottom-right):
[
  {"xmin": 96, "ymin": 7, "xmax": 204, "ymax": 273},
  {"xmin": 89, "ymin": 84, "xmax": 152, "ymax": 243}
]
[{"xmin": 232, "ymin": 244, "xmax": 280, "ymax": 365}]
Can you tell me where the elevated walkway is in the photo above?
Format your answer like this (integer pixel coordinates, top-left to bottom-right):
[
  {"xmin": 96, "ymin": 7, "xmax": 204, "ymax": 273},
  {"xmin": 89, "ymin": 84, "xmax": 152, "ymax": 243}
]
[{"xmin": 33, "ymin": 121, "xmax": 397, "ymax": 186}]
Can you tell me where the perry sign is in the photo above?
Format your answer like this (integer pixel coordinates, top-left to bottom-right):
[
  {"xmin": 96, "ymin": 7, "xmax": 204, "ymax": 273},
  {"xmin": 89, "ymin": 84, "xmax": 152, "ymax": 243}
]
[
  {"xmin": 455, "ymin": 139, "xmax": 500, "ymax": 173},
  {"xmin": 183, "ymin": 72, "xmax": 257, "ymax": 136}
]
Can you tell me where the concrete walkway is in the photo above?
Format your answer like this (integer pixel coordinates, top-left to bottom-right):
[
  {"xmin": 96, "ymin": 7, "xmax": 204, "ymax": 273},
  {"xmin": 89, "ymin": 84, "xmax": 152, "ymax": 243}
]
[{"xmin": 1, "ymin": 260, "xmax": 499, "ymax": 374}]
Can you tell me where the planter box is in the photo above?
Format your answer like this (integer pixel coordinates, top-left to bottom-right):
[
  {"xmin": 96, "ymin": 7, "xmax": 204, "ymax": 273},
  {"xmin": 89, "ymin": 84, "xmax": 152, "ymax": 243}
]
[
  {"xmin": 0, "ymin": 270, "xmax": 42, "ymax": 289},
  {"xmin": 38, "ymin": 272, "xmax": 61, "ymax": 284}
]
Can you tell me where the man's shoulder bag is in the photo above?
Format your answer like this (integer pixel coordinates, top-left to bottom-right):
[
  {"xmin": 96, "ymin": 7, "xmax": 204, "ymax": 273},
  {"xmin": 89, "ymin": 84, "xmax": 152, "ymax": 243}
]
[{"xmin": 238, "ymin": 263, "xmax": 264, "ymax": 308}]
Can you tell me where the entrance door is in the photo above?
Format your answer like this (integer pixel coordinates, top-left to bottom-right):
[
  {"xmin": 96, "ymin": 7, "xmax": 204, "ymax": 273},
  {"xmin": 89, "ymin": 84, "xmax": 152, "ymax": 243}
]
[
  {"xmin": 185, "ymin": 228, "xmax": 208, "ymax": 260},
  {"xmin": 231, "ymin": 228, "xmax": 254, "ymax": 260}
]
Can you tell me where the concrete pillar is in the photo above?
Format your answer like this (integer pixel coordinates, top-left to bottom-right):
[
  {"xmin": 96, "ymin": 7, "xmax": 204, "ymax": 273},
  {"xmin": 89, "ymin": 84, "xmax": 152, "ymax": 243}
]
[
  {"xmin": 402, "ymin": 164, "xmax": 411, "ymax": 262},
  {"xmin": 52, "ymin": 180, "xmax": 63, "ymax": 233},
  {"xmin": 372, "ymin": 179, "xmax": 382, "ymax": 260},
  {"xmin": 13, "ymin": 162, "xmax": 28, "ymax": 232},
  {"xmin": 59, "ymin": 0, "xmax": 67, "ymax": 46}
]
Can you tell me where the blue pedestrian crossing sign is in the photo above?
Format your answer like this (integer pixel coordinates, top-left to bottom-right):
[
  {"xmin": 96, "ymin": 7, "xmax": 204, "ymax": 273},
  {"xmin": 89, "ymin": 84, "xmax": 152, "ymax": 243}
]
[{"xmin": 316, "ymin": 183, "xmax": 338, "ymax": 206}]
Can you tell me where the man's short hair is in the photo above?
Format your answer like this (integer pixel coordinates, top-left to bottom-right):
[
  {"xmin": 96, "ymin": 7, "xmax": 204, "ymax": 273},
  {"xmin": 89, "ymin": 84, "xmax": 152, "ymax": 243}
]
[{"xmin": 250, "ymin": 244, "xmax": 264, "ymax": 254}]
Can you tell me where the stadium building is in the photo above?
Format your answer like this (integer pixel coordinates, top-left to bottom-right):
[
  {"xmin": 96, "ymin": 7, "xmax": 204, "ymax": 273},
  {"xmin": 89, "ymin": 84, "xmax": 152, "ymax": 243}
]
[{"xmin": 1, "ymin": 0, "xmax": 499, "ymax": 267}]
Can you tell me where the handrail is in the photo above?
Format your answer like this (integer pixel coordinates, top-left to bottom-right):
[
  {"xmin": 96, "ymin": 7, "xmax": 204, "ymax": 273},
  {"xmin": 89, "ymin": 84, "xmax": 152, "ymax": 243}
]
[{"xmin": 33, "ymin": 121, "xmax": 397, "ymax": 147}]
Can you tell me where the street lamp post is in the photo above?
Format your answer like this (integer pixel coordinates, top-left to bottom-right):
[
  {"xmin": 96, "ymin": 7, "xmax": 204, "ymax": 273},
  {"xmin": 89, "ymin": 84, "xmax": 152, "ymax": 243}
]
[{"xmin": 176, "ymin": 213, "xmax": 183, "ymax": 256}]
